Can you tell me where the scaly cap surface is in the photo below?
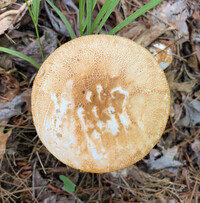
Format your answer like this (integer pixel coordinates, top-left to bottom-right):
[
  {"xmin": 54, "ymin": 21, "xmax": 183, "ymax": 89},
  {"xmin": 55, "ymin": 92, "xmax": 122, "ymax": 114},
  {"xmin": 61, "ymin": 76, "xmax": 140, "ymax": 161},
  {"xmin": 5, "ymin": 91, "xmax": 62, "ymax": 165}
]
[{"xmin": 32, "ymin": 35, "xmax": 170, "ymax": 173}]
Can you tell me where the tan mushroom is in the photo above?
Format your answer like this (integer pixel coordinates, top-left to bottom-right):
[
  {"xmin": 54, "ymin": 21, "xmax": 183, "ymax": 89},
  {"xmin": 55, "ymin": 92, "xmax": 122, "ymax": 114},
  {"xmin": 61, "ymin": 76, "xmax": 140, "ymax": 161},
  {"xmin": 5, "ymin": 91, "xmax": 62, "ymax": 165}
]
[{"xmin": 31, "ymin": 35, "xmax": 170, "ymax": 173}]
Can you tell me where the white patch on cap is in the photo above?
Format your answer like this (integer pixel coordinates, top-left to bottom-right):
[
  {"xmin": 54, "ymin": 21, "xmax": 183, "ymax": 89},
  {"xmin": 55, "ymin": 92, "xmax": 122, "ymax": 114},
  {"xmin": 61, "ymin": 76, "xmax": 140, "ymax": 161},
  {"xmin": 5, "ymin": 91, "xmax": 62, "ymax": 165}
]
[
  {"xmin": 110, "ymin": 86, "xmax": 132, "ymax": 131},
  {"xmin": 92, "ymin": 106, "xmax": 98, "ymax": 118},
  {"xmin": 56, "ymin": 119, "xmax": 62, "ymax": 129},
  {"xmin": 77, "ymin": 107, "xmax": 87, "ymax": 131},
  {"xmin": 92, "ymin": 130, "xmax": 100, "ymax": 139},
  {"xmin": 119, "ymin": 112, "xmax": 130, "ymax": 127},
  {"xmin": 51, "ymin": 94, "xmax": 59, "ymax": 110},
  {"xmin": 92, "ymin": 148, "xmax": 102, "ymax": 160},
  {"xmin": 107, "ymin": 106, "xmax": 119, "ymax": 135},
  {"xmin": 86, "ymin": 91, "xmax": 92, "ymax": 102},
  {"xmin": 96, "ymin": 85, "xmax": 103, "ymax": 100},
  {"xmin": 51, "ymin": 94, "xmax": 72, "ymax": 128},
  {"xmin": 97, "ymin": 121, "xmax": 104, "ymax": 130}
]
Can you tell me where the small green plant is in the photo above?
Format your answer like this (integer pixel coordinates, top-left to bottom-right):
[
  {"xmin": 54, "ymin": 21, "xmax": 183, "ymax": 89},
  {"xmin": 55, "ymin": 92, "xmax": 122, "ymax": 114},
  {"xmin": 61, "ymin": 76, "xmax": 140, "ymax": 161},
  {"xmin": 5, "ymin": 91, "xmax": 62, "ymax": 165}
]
[
  {"xmin": 59, "ymin": 175, "xmax": 76, "ymax": 193},
  {"xmin": 25, "ymin": 0, "xmax": 44, "ymax": 61},
  {"xmin": 0, "ymin": 0, "xmax": 164, "ymax": 68}
]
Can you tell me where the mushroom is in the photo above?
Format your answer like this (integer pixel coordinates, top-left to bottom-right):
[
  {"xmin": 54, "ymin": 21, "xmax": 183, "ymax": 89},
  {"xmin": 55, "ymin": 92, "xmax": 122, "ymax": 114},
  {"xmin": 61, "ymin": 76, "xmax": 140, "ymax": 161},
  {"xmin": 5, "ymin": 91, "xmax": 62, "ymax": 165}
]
[{"xmin": 31, "ymin": 35, "xmax": 170, "ymax": 173}]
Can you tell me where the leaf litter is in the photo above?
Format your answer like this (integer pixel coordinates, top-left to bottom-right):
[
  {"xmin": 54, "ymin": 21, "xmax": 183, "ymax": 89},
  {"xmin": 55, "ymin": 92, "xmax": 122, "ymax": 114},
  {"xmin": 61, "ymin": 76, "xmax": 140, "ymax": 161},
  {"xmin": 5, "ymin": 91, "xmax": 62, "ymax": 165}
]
[{"xmin": 0, "ymin": 0, "xmax": 200, "ymax": 202}]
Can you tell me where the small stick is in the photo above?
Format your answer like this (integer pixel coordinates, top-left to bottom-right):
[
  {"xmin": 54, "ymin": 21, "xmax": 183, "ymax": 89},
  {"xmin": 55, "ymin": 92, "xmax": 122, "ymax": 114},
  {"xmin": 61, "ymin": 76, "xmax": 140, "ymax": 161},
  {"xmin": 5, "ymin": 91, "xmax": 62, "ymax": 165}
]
[
  {"xmin": 36, "ymin": 151, "xmax": 46, "ymax": 174},
  {"xmin": 188, "ymin": 180, "xmax": 198, "ymax": 203}
]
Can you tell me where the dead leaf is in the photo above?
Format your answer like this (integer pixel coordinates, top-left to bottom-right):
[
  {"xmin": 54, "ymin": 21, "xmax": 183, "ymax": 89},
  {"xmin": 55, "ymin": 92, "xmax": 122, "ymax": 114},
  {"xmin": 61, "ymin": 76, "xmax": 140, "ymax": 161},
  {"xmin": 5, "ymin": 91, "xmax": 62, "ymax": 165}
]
[
  {"xmin": 176, "ymin": 98, "xmax": 200, "ymax": 127},
  {"xmin": 192, "ymin": 9, "xmax": 200, "ymax": 29},
  {"xmin": 0, "ymin": 120, "xmax": 12, "ymax": 159},
  {"xmin": 155, "ymin": 0, "xmax": 189, "ymax": 36},
  {"xmin": 149, "ymin": 41, "xmax": 173, "ymax": 70},
  {"xmin": 120, "ymin": 22, "xmax": 146, "ymax": 40},
  {"xmin": 44, "ymin": 0, "xmax": 79, "ymax": 37},
  {"xmin": 146, "ymin": 147, "xmax": 183, "ymax": 170},
  {"xmin": 121, "ymin": 0, "xmax": 129, "ymax": 18},
  {"xmin": 127, "ymin": 166, "xmax": 144, "ymax": 183},
  {"xmin": 135, "ymin": 26, "xmax": 174, "ymax": 47},
  {"xmin": 0, "ymin": 90, "xmax": 31, "ymax": 121},
  {"xmin": 0, "ymin": 68, "xmax": 20, "ymax": 103},
  {"xmin": 191, "ymin": 139, "xmax": 200, "ymax": 168},
  {"xmin": 0, "ymin": 16, "xmax": 14, "ymax": 35},
  {"xmin": 110, "ymin": 165, "xmax": 144, "ymax": 183},
  {"xmin": 14, "ymin": 28, "xmax": 57, "ymax": 67},
  {"xmin": 167, "ymin": 71, "xmax": 197, "ymax": 94},
  {"xmin": 0, "ymin": 2, "xmax": 27, "ymax": 35},
  {"xmin": 0, "ymin": 0, "xmax": 16, "ymax": 10},
  {"xmin": 195, "ymin": 43, "xmax": 200, "ymax": 64},
  {"xmin": 21, "ymin": 89, "xmax": 31, "ymax": 113}
]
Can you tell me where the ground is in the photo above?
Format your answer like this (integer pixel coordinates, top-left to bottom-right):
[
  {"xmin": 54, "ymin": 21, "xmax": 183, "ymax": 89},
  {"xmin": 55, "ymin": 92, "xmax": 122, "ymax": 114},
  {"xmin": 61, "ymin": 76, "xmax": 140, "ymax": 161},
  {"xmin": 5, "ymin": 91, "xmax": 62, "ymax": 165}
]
[{"xmin": 0, "ymin": 0, "xmax": 200, "ymax": 202}]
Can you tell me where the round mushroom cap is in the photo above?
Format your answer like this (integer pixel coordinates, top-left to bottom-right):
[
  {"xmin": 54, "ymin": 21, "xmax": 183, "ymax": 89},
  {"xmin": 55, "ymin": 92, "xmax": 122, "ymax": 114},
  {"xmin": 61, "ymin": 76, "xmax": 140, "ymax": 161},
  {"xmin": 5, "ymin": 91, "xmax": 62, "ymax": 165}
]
[{"xmin": 32, "ymin": 35, "xmax": 170, "ymax": 173}]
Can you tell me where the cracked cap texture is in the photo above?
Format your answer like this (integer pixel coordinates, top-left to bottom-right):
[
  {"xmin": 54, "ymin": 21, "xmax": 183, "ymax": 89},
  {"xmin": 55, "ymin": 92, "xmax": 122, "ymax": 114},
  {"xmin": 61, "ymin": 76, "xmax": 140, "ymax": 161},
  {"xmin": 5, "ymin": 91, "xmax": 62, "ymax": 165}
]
[{"xmin": 31, "ymin": 35, "xmax": 170, "ymax": 173}]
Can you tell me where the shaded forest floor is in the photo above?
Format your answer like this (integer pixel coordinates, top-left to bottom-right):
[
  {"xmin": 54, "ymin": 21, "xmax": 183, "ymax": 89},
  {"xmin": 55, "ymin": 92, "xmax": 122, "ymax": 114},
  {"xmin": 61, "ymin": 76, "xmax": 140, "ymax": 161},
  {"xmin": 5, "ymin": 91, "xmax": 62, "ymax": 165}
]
[{"xmin": 0, "ymin": 0, "xmax": 200, "ymax": 202}]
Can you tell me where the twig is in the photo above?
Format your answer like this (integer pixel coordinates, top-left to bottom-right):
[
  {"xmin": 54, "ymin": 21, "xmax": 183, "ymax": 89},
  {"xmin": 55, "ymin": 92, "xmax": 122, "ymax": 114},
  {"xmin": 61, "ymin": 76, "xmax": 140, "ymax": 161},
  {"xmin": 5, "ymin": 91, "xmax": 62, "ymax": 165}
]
[
  {"xmin": 36, "ymin": 151, "xmax": 46, "ymax": 174},
  {"xmin": 189, "ymin": 180, "xmax": 198, "ymax": 203},
  {"xmin": 32, "ymin": 161, "xmax": 37, "ymax": 198}
]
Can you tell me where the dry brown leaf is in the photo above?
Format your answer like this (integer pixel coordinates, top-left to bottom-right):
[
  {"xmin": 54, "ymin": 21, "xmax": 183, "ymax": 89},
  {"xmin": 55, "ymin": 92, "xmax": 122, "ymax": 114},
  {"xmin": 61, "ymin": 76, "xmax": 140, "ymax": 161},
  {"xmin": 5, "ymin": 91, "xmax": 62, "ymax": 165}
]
[
  {"xmin": 167, "ymin": 72, "xmax": 197, "ymax": 94},
  {"xmin": 135, "ymin": 25, "xmax": 174, "ymax": 47},
  {"xmin": 120, "ymin": 22, "xmax": 146, "ymax": 40},
  {"xmin": 0, "ymin": 120, "xmax": 12, "ymax": 159},
  {"xmin": 0, "ymin": 15, "xmax": 14, "ymax": 35},
  {"xmin": 0, "ymin": 68, "xmax": 20, "ymax": 103},
  {"xmin": 0, "ymin": 0, "xmax": 16, "ymax": 10},
  {"xmin": 192, "ymin": 9, "xmax": 200, "ymax": 29},
  {"xmin": 0, "ymin": 1, "xmax": 29, "ymax": 35},
  {"xmin": 195, "ymin": 44, "xmax": 200, "ymax": 64}
]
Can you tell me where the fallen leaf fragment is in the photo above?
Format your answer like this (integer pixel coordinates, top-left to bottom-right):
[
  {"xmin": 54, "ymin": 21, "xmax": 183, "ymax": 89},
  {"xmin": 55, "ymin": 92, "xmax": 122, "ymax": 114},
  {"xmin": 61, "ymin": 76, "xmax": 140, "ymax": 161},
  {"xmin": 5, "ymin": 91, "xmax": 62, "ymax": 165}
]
[
  {"xmin": 149, "ymin": 41, "xmax": 173, "ymax": 70},
  {"xmin": 191, "ymin": 139, "xmax": 200, "ymax": 167},
  {"xmin": 0, "ymin": 0, "xmax": 16, "ymax": 10},
  {"xmin": 0, "ymin": 1, "xmax": 29, "ymax": 35},
  {"xmin": 146, "ymin": 147, "xmax": 183, "ymax": 170},
  {"xmin": 176, "ymin": 98, "xmax": 200, "ymax": 127},
  {"xmin": 0, "ymin": 89, "xmax": 31, "ymax": 121},
  {"xmin": 0, "ymin": 16, "xmax": 14, "ymax": 35},
  {"xmin": 0, "ymin": 120, "xmax": 12, "ymax": 159}
]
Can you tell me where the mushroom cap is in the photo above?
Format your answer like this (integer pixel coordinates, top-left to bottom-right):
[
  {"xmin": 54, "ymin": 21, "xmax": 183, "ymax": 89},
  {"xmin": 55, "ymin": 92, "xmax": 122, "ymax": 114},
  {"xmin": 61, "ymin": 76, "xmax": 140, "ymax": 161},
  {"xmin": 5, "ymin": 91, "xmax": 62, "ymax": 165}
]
[{"xmin": 31, "ymin": 35, "xmax": 170, "ymax": 173}]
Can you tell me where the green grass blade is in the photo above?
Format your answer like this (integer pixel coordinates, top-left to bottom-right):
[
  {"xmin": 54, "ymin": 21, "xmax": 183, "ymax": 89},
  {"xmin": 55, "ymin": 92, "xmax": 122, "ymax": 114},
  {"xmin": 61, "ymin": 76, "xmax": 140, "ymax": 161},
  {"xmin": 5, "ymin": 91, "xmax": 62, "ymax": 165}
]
[
  {"xmin": 92, "ymin": 0, "xmax": 98, "ymax": 10},
  {"xmin": 32, "ymin": 0, "xmax": 40, "ymax": 25},
  {"xmin": 95, "ymin": 0, "xmax": 120, "ymax": 34},
  {"xmin": 91, "ymin": 0, "xmax": 112, "ymax": 33},
  {"xmin": 0, "ymin": 47, "xmax": 40, "ymax": 69},
  {"xmin": 25, "ymin": 0, "xmax": 35, "ymax": 24},
  {"xmin": 25, "ymin": 0, "xmax": 44, "ymax": 61},
  {"xmin": 86, "ymin": 0, "xmax": 92, "ymax": 34},
  {"xmin": 79, "ymin": 0, "xmax": 85, "ymax": 36},
  {"xmin": 82, "ymin": 0, "xmax": 97, "ymax": 33},
  {"xmin": 108, "ymin": 0, "xmax": 164, "ymax": 35},
  {"xmin": 46, "ymin": 0, "xmax": 76, "ymax": 39}
]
